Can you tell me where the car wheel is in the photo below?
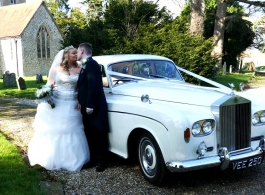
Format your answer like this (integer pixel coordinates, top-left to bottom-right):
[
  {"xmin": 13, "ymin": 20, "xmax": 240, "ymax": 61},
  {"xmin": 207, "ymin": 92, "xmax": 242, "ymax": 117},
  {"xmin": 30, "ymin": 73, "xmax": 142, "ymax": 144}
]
[{"xmin": 138, "ymin": 131, "xmax": 168, "ymax": 186}]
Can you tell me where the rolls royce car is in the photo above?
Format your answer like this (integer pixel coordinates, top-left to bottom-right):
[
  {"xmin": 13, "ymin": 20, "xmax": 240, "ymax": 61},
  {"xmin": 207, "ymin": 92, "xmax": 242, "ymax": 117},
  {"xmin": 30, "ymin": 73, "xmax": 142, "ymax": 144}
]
[{"xmin": 93, "ymin": 54, "xmax": 265, "ymax": 185}]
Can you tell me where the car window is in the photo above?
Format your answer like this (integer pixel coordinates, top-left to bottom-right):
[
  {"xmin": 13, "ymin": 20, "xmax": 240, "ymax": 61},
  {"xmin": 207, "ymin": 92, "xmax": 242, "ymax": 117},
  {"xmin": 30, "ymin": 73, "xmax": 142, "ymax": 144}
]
[
  {"xmin": 100, "ymin": 65, "xmax": 109, "ymax": 88},
  {"xmin": 154, "ymin": 62, "xmax": 176, "ymax": 78},
  {"xmin": 133, "ymin": 62, "xmax": 153, "ymax": 78},
  {"xmin": 108, "ymin": 60, "xmax": 183, "ymax": 80}
]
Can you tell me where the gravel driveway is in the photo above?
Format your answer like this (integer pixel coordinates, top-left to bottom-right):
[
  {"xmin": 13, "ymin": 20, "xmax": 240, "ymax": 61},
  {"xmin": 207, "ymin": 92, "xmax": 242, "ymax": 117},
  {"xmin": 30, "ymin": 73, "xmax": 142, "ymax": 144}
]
[{"xmin": 1, "ymin": 93, "xmax": 265, "ymax": 195}]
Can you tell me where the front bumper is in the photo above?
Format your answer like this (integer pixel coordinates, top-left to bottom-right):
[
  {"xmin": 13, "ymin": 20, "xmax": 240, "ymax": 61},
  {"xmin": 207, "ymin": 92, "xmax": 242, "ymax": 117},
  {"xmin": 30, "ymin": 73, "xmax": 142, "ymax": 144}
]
[{"xmin": 166, "ymin": 141, "xmax": 265, "ymax": 172}]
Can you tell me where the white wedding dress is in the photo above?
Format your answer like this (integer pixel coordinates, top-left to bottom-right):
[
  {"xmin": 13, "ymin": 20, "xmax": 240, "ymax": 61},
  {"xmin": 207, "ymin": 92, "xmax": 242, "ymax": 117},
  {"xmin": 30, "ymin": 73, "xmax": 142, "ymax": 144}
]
[{"xmin": 28, "ymin": 72, "xmax": 90, "ymax": 171}]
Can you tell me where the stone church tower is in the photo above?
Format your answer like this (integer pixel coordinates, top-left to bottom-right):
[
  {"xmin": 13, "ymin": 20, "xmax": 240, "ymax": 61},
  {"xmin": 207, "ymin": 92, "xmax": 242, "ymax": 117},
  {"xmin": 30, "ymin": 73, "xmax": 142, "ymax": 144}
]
[{"xmin": 0, "ymin": 0, "xmax": 26, "ymax": 7}]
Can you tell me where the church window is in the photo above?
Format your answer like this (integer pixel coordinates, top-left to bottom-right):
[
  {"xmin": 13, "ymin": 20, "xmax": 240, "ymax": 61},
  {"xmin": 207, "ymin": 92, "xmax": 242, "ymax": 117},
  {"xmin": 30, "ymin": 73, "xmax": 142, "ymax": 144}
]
[
  {"xmin": 11, "ymin": 0, "xmax": 17, "ymax": 4},
  {"xmin": 37, "ymin": 26, "xmax": 51, "ymax": 59}
]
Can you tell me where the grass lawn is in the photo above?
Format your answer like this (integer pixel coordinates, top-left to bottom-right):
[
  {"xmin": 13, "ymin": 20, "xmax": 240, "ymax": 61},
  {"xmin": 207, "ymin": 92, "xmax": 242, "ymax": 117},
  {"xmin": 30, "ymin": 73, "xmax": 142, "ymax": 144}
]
[
  {"xmin": 213, "ymin": 73, "xmax": 254, "ymax": 91},
  {"xmin": 0, "ymin": 133, "xmax": 44, "ymax": 195},
  {"xmin": 0, "ymin": 76, "xmax": 47, "ymax": 99}
]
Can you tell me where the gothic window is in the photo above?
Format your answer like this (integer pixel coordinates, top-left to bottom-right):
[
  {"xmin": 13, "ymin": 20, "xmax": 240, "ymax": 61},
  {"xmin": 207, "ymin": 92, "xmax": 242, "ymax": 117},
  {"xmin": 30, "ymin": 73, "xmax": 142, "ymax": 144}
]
[
  {"xmin": 37, "ymin": 26, "xmax": 51, "ymax": 59},
  {"xmin": 11, "ymin": 0, "xmax": 17, "ymax": 4}
]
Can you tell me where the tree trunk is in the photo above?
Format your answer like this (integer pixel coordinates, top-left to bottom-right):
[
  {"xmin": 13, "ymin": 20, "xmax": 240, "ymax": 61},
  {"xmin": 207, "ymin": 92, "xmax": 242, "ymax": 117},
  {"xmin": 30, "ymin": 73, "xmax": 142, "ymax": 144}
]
[
  {"xmin": 190, "ymin": 0, "xmax": 205, "ymax": 36},
  {"xmin": 211, "ymin": 0, "xmax": 228, "ymax": 65}
]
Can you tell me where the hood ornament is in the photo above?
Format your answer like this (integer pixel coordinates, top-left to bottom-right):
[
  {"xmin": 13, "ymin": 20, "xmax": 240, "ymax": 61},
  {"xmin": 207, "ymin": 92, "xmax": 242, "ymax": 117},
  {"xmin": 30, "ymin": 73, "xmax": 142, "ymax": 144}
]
[{"xmin": 228, "ymin": 83, "xmax": 235, "ymax": 95}]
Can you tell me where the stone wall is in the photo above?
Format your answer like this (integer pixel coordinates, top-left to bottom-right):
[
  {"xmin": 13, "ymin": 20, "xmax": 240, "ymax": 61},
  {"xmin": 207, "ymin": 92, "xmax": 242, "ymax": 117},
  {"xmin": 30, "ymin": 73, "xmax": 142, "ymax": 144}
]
[{"xmin": 21, "ymin": 4, "xmax": 63, "ymax": 76}]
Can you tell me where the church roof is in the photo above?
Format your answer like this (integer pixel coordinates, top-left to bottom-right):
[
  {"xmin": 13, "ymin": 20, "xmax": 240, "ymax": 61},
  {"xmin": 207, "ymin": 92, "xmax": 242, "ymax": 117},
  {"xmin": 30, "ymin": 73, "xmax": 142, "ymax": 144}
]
[{"xmin": 0, "ymin": 1, "xmax": 52, "ymax": 38}]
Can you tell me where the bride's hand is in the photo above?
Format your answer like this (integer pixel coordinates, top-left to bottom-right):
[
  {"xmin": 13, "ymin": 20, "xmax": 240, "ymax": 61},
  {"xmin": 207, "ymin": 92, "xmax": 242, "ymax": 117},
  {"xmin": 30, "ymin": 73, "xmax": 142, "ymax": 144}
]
[{"xmin": 77, "ymin": 103, "xmax": 81, "ymax": 110}]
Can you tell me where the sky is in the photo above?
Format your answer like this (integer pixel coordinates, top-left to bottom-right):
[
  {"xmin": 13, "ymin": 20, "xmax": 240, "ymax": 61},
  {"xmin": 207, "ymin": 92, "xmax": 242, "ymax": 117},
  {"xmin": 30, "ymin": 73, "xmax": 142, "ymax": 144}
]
[
  {"xmin": 26, "ymin": 0, "xmax": 263, "ymax": 19},
  {"xmin": 26, "ymin": 0, "xmax": 184, "ymax": 17}
]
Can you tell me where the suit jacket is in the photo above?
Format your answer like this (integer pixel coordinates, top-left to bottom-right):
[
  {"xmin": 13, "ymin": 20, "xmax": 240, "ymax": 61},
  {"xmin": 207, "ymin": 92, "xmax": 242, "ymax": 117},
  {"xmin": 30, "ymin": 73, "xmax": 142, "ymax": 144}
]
[{"xmin": 77, "ymin": 57, "xmax": 109, "ymax": 132}]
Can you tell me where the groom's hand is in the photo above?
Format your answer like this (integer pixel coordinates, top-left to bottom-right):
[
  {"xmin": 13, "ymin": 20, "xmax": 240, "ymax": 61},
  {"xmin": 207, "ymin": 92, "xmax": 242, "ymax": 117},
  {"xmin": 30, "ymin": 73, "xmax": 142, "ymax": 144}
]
[
  {"xmin": 77, "ymin": 103, "xmax": 81, "ymax": 110},
  {"xmin": 86, "ymin": 108, "xmax": 93, "ymax": 114}
]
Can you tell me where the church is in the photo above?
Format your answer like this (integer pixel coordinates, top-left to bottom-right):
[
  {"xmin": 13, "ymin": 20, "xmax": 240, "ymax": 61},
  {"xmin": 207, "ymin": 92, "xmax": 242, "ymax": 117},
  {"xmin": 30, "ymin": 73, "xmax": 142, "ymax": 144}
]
[{"xmin": 0, "ymin": 0, "xmax": 63, "ymax": 77}]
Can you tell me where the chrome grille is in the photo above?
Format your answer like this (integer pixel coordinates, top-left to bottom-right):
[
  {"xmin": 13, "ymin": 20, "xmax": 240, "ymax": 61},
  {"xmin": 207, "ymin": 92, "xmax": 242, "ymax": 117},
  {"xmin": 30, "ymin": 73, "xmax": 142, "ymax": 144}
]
[{"xmin": 219, "ymin": 101, "xmax": 251, "ymax": 151}]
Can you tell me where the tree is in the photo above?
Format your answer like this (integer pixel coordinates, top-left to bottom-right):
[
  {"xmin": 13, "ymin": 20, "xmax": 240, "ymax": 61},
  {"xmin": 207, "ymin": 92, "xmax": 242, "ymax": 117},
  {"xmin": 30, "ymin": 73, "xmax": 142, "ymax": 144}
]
[
  {"xmin": 45, "ymin": 0, "xmax": 71, "ymax": 38},
  {"xmin": 45, "ymin": 0, "xmax": 88, "ymax": 48},
  {"xmin": 251, "ymin": 16, "xmax": 265, "ymax": 52},
  {"xmin": 102, "ymin": 0, "xmax": 172, "ymax": 53},
  {"xmin": 81, "ymin": 0, "xmax": 108, "ymax": 21},
  {"xmin": 190, "ymin": 0, "xmax": 205, "ymax": 36},
  {"xmin": 212, "ymin": 0, "xmax": 265, "ymax": 64}
]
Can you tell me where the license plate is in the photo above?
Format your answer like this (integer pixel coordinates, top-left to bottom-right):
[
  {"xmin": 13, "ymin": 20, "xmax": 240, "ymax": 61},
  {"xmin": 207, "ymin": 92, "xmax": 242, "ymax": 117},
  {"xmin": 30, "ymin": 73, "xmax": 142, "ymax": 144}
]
[{"xmin": 232, "ymin": 154, "xmax": 263, "ymax": 170}]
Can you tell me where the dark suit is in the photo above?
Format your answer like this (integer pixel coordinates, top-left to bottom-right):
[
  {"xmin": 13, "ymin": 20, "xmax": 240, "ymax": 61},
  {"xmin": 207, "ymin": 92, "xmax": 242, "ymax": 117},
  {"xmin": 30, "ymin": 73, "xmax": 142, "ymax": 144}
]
[{"xmin": 77, "ymin": 57, "xmax": 109, "ymax": 165}]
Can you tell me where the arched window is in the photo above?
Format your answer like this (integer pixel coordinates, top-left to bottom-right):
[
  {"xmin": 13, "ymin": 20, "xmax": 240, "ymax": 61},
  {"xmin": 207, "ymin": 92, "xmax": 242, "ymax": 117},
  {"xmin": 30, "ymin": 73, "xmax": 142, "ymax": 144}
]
[{"xmin": 37, "ymin": 26, "xmax": 51, "ymax": 59}]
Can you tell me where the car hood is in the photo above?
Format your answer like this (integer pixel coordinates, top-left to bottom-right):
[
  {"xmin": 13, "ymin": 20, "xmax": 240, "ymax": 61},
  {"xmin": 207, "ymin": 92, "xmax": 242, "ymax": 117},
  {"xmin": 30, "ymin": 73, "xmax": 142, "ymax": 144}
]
[{"xmin": 111, "ymin": 80, "xmax": 232, "ymax": 107}]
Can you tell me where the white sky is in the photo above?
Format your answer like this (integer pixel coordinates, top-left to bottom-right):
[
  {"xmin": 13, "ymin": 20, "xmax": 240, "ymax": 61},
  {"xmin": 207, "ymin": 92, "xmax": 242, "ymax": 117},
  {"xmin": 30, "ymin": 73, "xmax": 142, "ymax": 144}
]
[{"xmin": 26, "ymin": 0, "xmax": 184, "ymax": 17}]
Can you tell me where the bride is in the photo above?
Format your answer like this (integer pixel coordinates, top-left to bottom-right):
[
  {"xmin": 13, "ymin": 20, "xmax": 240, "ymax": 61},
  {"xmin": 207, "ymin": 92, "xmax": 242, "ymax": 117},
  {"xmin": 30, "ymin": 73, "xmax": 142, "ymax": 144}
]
[{"xmin": 28, "ymin": 46, "xmax": 90, "ymax": 171}]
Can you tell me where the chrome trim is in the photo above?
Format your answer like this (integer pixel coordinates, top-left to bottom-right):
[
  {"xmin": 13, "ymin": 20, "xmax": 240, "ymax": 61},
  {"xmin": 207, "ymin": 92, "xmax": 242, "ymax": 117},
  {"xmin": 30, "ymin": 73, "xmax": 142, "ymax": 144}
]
[{"xmin": 166, "ymin": 147, "xmax": 264, "ymax": 172}]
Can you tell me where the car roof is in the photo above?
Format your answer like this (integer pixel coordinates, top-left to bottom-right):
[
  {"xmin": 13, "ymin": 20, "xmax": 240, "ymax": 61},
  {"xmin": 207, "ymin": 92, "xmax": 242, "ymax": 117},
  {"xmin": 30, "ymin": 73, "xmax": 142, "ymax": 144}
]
[{"xmin": 93, "ymin": 54, "xmax": 173, "ymax": 65}]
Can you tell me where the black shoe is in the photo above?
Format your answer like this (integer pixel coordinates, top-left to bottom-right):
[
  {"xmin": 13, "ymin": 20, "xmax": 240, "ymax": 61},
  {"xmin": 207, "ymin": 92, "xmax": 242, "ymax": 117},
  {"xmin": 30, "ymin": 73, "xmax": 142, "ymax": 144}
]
[
  {"xmin": 81, "ymin": 162, "xmax": 91, "ymax": 170},
  {"xmin": 96, "ymin": 163, "xmax": 106, "ymax": 172}
]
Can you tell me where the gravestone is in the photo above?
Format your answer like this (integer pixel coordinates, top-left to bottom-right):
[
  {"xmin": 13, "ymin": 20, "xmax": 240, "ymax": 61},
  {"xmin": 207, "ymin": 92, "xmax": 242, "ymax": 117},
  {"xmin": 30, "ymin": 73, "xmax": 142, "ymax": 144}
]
[
  {"xmin": 229, "ymin": 65, "xmax": 232, "ymax": 73},
  {"xmin": 3, "ymin": 73, "xmax": 17, "ymax": 87},
  {"xmin": 222, "ymin": 62, "xmax": 227, "ymax": 75},
  {"xmin": 36, "ymin": 74, "xmax": 43, "ymax": 83},
  {"xmin": 17, "ymin": 77, "xmax": 27, "ymax": 90}
]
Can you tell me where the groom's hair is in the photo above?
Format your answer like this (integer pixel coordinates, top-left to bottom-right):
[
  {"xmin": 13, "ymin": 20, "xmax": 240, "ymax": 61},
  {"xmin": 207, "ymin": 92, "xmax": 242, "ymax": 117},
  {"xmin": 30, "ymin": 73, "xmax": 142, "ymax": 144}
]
[{"xmin": 79, "ymin": 43, "xmax": 93, "ymax": 55}]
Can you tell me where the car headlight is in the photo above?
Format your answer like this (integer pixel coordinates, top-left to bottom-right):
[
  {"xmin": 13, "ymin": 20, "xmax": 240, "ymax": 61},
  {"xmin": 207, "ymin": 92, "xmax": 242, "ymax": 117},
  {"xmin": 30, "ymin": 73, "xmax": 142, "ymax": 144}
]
[
  {"xmin": 191, "ymin": 122, "xmax": 201, "ymax": 135},
  {"xmin": 191, "ymin": 119, "xmax": 215, "ymax": 137},
  {"xmin": 252, "ymin": 113, "xmax": 259, "ymax": 125},
  {"xmin": 260, "ymin": 111, "xmax": 265, "ymax": 123},
  {"xmin": 252, "ymin": 110, "xmax": 265, "ymax": 125},
  {"xmin": 202, "ymin": 120, "xmax": 213, "ymax": 134}
]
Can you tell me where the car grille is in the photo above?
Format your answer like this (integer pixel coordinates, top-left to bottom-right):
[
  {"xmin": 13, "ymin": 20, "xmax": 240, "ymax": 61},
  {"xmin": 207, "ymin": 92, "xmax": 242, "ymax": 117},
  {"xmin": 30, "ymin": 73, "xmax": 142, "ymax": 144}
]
[{"xmin": 219, "ymin": 98, "xmax": 251, "ymax": 151}]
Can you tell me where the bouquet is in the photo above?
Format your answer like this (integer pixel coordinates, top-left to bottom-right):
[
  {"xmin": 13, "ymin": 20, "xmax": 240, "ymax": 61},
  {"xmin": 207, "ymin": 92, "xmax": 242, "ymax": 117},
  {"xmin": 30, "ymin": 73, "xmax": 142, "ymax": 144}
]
[{"xmin": 35, "ymin": 84, "xmax": 55, "ymax": 108}]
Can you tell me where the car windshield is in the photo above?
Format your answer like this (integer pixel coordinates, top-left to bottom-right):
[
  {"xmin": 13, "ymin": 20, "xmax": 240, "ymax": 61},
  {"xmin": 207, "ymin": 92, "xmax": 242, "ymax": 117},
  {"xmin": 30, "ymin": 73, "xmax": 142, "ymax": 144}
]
[{"xmin": 108, "ymin": 60, "xmax": 183, "ymax": 80}]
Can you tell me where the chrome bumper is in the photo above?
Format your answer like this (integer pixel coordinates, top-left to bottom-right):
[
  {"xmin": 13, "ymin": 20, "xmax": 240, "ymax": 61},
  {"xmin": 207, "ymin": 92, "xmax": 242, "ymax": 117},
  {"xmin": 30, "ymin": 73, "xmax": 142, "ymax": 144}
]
[{"xmin": 166, "ymin": 142, "xmax": 265, "ymax": 173}]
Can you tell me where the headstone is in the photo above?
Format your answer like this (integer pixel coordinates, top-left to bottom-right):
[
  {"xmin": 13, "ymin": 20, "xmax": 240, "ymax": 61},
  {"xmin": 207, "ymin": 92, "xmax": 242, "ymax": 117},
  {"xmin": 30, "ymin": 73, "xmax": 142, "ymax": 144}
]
[
  {"xmin": 3, "ymin": 73, "xmax": 17, "ymax": 87},
  {"xmin": 222, "ymin": 62, "xmax": 227, "ymax": 75},
  {"xmin": 17, "ymin": 77, "xmax": 27, "ymax": 90},
  {"xmin": 229, "ymin": 65, "xmax": 232, "ymax": 73},
  {"xmin": 36, "ymin": 74, "xmax": 43, "ymax": 83}
]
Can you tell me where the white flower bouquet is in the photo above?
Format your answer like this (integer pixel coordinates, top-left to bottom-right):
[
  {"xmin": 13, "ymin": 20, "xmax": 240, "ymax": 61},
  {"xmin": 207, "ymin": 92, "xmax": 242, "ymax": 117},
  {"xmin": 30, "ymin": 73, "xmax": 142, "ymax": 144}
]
[{"xmin": 35, "ymin": 84, "xmax": 55, "ymax": 108}]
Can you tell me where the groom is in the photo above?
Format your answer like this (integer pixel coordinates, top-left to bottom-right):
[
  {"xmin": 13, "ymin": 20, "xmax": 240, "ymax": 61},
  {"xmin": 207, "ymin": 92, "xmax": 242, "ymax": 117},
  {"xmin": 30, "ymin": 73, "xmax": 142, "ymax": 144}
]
[{"xmin": 77, "ymin": 42, "xmax": 109, "ymax": 172}]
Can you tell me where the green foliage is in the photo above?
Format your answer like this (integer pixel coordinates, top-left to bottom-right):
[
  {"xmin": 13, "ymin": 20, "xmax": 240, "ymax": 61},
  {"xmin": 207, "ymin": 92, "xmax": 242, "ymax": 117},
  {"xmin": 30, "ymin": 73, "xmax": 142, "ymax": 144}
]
[
  {"xmin": 101, "ymin": 0, "xmax": 172, "ymax": 54},
  {"xmin": 180, "ymin": 0, "xmax": 254, "ymax": 70},
  {"xmin": 0, "ymin": 77, "xmax": 47, "ymax": 99},
  {"xmin": 224, "ymin": 18, "xmax": 254, "ymax": 68},
  {"xmin": 62, "ymin": 8, "xmax": 88, "ymax": 47},
  {"xmin": 156, "ymin": 20, "xmax": 217, "ymax": 82},
  {"xmin": 46, "ymin": 0, "xmax": 219, "ymax": 79},
  {"xmin": 0, "ymin": 133, "xmax": 44, "ymax": 195},
  {"xmin": 45, "ymin": 0, "xmax": 71, "ymax": 36},
  {"xmin": 81, "ymin": 0, "xmax": 107, "ymax": 21}
]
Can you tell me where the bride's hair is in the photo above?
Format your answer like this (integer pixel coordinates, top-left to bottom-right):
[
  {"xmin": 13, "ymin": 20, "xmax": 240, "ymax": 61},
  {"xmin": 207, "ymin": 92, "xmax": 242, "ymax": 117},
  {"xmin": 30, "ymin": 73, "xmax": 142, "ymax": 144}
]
[{"xmin": 61, "ymin": 46, "xmax": 78, "ymax": 71}]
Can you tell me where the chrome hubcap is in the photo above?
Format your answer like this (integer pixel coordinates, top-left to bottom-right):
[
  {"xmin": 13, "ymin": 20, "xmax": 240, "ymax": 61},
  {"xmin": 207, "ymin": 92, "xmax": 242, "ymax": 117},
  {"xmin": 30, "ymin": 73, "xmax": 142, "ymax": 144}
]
[{"xmin": 140, "ymin": 139, "xmax": 157, "ymax": 176}]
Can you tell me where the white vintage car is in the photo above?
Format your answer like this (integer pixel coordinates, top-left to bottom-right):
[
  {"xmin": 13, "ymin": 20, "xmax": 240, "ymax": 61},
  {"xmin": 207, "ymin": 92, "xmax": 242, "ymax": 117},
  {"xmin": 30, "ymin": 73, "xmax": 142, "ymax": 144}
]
[{"xmin": 93, "ymin": 54, "xmax": 265, "ymax": 185}]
